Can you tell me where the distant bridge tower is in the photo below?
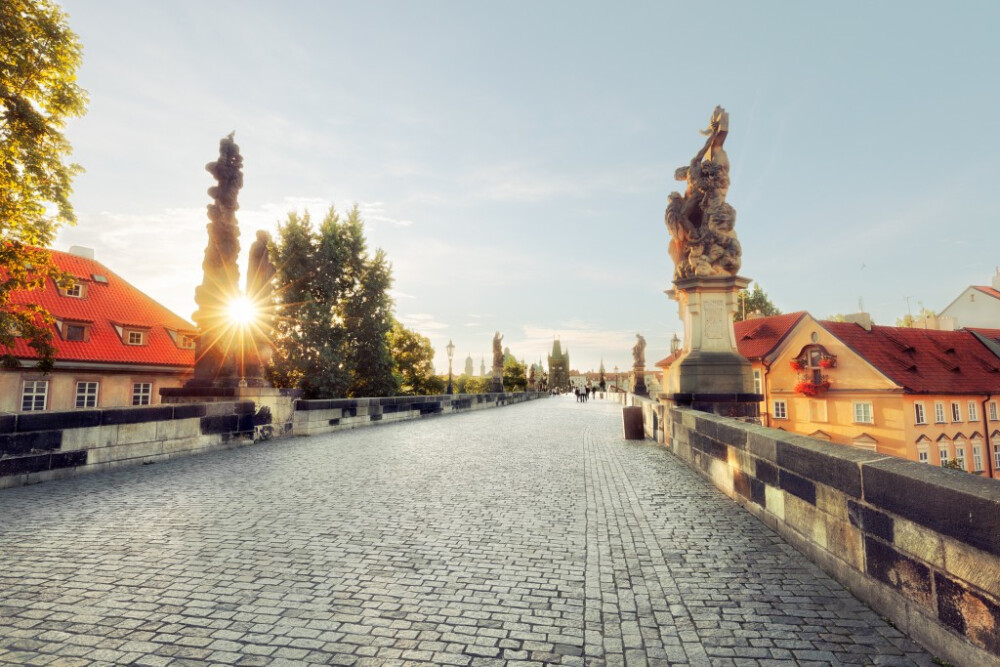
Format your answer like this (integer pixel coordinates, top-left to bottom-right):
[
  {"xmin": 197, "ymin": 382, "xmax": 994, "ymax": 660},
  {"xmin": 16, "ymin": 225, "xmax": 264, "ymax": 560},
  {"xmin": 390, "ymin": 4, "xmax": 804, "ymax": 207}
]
[{"xmin": 548, "ymin": 339, "xmax": 570, "ymax": 390}]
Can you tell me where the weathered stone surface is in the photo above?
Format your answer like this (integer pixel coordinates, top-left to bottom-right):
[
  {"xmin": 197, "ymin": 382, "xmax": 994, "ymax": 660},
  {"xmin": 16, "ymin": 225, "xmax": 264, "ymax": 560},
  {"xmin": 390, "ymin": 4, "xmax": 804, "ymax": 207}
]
[
  {"xmin": 863, "ymin": 456, "xmax": 1000, "ymax": 557},
  {"xmin": 16, "ymin": 409, "xmax": 101, "ymax": 432},
  {"xmin": 895, "ymin": 517, "xmax": 945, "ymax": 570},
  {"xmin": 943, "ymin": 538, "xmax": 1000, "ymax": 599},
  {"xmin": 936, "ymin": 572, "xmax": 1000, "ymax": 656},
  {"xmin": 865, "ymin": 537, "xmax": 933, "ymax": 607},
  {"xmin": 101, "ymin": 406, "xmax": 173, "ymax": 426},
  {"xmin": 847, "ymin": 500, "xmax": 895, "ymax": 541},
  {"xmin": 779, "ymin": 469, "xmax": 817, "ymax": 505},
  {"xmin": 775, "ymin": 434, "xmax": 872, "ymax": 498}
]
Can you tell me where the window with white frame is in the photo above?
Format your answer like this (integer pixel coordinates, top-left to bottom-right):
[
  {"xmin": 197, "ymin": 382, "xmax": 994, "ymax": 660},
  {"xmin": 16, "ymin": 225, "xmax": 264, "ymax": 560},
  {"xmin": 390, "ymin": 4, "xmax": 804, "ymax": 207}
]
[
  {"xmin": 954, "ymin": 442, "xmax": 967, "ymax": 470},
  {"xmin": 773, "ymin": 400, "xmax": 788, "ymax": 420},
  {"xmin": 952, "ymin": 402, "xmax": 962, "ymax": 422},
  {"xmin": 853, "ymin": 401, "xmax": 873, "ymax": 424},
  {"xmin": 753, "ymin": 369, "xmax": 762, "ymax": 395},
  {"xmin": 126, "ymin": 330, "xmax": 145, "ymax": 346},
  {"xmin": 939, "ymin": 443, "xmax": 950, "ymax": 466},
  {"xmin": 914, "ymin": 402, "xmax": 926, "ymax": 425},
  {"xmin": 21, "ymin": 380, "xmax": 48, "ymax": 411},
  {"xmin": 968, "ymin": 401, "xmax": 979, "ymax": 422},
  {"xmin": 973, "ymin": 444, "xmax": 983, "ymax": 472},
  {"xmin": 64, "ymin": 282, "xmax": 83, "ymax": 298},
  {"xmin": 934, "ymin": 402, "xmax": 946, "ymax": 423},
  {"xmin": 132, "ymin": 383, "xmax": 152, "ymax": 406},
  {"xmin": 75, "ymin": 381, "xmax": 99, "ymax": 409},
  {"xmin": 918, "ymin": 446, "xmax": 929, "ymax": 463},
  {"xmin": 809, "ymin": 400, "xmax": 828, "ymax": 422},
  {"xmin": 995, "ymin": 443, "xmax": 1000, "ymax": 471},
  {"xmin": 990, "ymin": 401, "xmax": 999, "ymax": 421}
]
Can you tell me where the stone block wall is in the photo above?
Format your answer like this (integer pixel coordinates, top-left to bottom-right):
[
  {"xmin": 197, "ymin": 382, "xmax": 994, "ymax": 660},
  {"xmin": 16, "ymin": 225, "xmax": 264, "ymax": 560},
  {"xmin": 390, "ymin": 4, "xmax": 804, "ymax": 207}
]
[
  {"xmin": 293, "ymin": 392, "xmax": 548, "ymax": 437},
  {"xmin": 0, "ymin": 402, "xmax": 256, "ymax": 490},
  {"xmin": 667, "ymin": 406, "xmax": 1000, "ymax": 667}
]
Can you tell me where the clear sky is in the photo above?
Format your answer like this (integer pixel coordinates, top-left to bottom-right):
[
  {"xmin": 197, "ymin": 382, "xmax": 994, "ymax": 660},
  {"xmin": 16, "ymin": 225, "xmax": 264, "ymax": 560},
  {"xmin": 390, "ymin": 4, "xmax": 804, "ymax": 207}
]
[{"xmin": 55, "ymin": 1, "xmax": 1000, "ymax": 376}]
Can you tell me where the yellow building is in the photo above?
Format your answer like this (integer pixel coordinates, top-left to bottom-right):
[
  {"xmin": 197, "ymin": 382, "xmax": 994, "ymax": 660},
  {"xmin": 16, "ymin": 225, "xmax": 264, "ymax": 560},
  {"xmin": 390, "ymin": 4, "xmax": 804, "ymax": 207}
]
[{"xmin": 662, "ymin": 312, "xmax": 1000, "ymax": 479}]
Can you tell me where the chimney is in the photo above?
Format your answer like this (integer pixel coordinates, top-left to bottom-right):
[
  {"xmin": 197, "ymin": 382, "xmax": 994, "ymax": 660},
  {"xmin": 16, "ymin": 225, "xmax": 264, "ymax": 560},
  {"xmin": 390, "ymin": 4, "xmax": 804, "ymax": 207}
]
[
  {"xmin": 993, "ymin": 267, "xmax": 1000, "ymax": 290},
  {"xmin": 746, "ymin": 310, "xmax": 764, "ymax": 320},
  {"xmin": 68, "ymin": 245, "xmax": 95, "ymax": 259},
  {"xmin": 843, "ymin": 312, "xmax": 873, "ymax": 331}
]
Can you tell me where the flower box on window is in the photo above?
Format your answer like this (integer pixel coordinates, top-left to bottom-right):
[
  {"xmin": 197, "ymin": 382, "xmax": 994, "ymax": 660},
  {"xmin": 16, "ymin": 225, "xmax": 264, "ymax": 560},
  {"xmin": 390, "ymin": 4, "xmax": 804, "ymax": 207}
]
[
  {"xmin": 789, "ymin": 360, "xmax": 804, "ymax": 371},
  {"xmin": 794, "ymin": 380, "xmax": 831, "ymax": 397}
]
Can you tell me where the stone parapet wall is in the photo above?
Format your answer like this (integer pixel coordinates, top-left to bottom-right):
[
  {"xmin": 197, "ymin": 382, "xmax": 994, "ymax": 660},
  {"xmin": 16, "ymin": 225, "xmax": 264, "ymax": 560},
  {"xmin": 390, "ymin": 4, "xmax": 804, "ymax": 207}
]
[
  {"xmin": 667, "ymin": 406, "xmax": 1000, "ymax": 667},
  {"xmin": 0, "ymin": 402, "xmax": 257, "ymax": 490},
  {"xmin": 292, "ymin": 392, "xmax": 548, "ymax": 437}
]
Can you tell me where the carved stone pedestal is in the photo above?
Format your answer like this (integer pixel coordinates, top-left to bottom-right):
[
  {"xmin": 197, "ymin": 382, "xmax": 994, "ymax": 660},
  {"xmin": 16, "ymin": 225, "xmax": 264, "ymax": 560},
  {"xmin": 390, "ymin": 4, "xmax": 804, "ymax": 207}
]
[{"xmin": 663, "ymin": 275, "xmax": 760, "ymax": 420}]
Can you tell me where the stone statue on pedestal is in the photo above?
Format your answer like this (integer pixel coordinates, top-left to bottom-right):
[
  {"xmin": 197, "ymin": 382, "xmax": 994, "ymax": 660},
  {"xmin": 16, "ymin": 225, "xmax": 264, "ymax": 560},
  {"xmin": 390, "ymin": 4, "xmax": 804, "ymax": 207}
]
[
  {"xmin": 243, "ymin": 230, "xmax": 276, "ymax": 386},
  {"xmin": 490, "ymin": 332, "xmax": 505, "ymax": 392},
  {"xmin": 663, "ymin": 109, "xmax": 758, "ymax": 417},
  {"xmin": 190, "ymin": 133, "xmax": 243, "ymax": 386},
  {"xmin": 632, "ymin": 333, "xmax": 648, "ymax": 396}
]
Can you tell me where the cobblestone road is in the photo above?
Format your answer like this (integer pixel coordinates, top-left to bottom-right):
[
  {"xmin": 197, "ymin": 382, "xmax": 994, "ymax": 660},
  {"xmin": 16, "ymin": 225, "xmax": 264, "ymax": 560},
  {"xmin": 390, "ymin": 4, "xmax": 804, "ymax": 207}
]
[{"xmin": 0, "ymin": 397, "xmax": 935, "ymax": 666}]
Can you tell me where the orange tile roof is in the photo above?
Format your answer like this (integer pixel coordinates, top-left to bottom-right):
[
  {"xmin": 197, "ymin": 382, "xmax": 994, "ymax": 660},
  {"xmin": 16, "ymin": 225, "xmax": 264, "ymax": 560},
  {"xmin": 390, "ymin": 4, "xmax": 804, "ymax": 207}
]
[
  {"xmin": 821, "ymin": 321, "xmax": 1000, "ymax": 395},
  {"xmin": 4, "ymin": 249, "xmax": 195, "ymax": 368},
  {"xmin": 972, "ymin": 285, "xmax": 1000, "ymax": 301}
]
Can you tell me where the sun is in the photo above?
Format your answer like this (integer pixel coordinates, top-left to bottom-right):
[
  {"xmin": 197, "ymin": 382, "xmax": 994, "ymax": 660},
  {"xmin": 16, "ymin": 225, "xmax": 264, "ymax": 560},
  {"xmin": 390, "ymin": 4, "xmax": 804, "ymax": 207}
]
[{"xmin": 228, "ymin": 295, "xmax": 257, "ymax": 326}]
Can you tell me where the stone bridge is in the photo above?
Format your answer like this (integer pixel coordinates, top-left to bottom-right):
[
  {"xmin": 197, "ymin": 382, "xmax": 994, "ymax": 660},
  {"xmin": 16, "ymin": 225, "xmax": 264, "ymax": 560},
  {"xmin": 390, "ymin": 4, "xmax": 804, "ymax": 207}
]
[{"xmin": 0, "ymin": 397, "xmax": 938, "ymax": 666}]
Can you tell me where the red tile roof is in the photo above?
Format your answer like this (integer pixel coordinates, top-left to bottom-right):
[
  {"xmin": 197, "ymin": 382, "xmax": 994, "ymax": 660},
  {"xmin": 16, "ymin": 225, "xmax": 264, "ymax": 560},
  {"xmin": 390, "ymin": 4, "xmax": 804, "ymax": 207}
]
[
  {"xmin": 4, "ymin": 249, "xmax": 195, "ymax": 368},
  {"xmin": 972, "ymin": 286, "xmax": 1000, "ymax": 301},
  {"xmin": 734, "ymin": 311, "xmax": 808, "ymax": 360},
  {"xmin": 821, "ymin": 321, "xmax": 1000, "ymax": 394}
]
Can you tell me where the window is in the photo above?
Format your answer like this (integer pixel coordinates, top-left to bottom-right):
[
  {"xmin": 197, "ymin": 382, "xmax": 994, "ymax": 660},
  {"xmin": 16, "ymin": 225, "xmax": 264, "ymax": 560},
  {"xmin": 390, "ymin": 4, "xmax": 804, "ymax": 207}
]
[
  {"xmin": 954, "ymin": 443, "xmax": 966, "ymax": 470},
  {"xmin": 21, "ymin": 381, "xmax": 48, "ymax": 411},
  {"xmin": 934, "ymin": 402, "xmax": 946, "ymax": 423},
  {"xmin": 773, "ymin": 400, "xmax": 788, "ymax": 420},
  {"xmin": 853, "ymin": 401, "xmax": 873, "ymax": 424},
  {"xmin": 75, "ymin": 381, "xmax": 99, "ymax": 408},
  {"xmin": 809, "ymin": 400, "xmax": 828, "ymax": 422},
  {"xmin": 968, "ymin": 401, "xmax": 978, "ymax": 422},
  {"xmin": 753, "ymin": 369, "xmax": 761, "ymax": 395},
  {"xmin": 939, "ymin": 444, "xmax": 950, "ymax": 467},
  {"xmin": 914, "ymin": 402, "xmax": 926, "ymax": 425},
  {"xmin": 990, "ymin": 401, "xmax": 999, "ymax": 421},
  {"xmin": 973, "ymin": 444, "xmax": 983, "ymax": 472},
  {"xmin": 951, "ymin": 402, "xmax": 962, "ymax": 422},
  {"xmin": 64, "ymin": 283, "xmax": 83, "ymax": 298},
  {"xmin": 994, "ymin": 443, "xmax": 1000, "ymax": 471},
  {"xmin": 127, "ymin": 330, "xmax": 145, "ymax": 346},
  {"xmin": 65, "ymin": 324, "xmax": 86, "ymax": 341},
  {"xmin": 918, "ymin": 446, "xmax": 929, "ymax": 464},
  {"xmin": 132, "ymin": 383, "xmax": 152, "ymax": 406}
]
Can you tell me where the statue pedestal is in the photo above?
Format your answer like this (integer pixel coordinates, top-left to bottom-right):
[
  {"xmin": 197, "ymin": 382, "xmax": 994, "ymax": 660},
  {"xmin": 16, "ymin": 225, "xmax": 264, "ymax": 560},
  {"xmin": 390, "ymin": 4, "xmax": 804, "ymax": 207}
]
[
  {"xmin": 663, "ymin": 275, "xmax": 760, "ymax": 420},
  {"xmin": 632, "ymin": 365, "xmax": 647, "ymax": 396},
  {"xmin": 490, "ymin": 374, "xmax": 504, "ymax": 393}
]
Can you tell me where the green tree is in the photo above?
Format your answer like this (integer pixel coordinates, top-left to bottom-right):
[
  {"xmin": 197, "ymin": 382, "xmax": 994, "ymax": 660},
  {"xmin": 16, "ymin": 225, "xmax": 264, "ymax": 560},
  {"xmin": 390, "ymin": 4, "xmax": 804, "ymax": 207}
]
[
  {"xmin": 268, "ymin": 206, "xmax": 398, "ymax": 398},
  {"xmin": 1, "ymin": 1, "xmax": 88, "ymax": 371},
  {"xmin": 502, "ymin": 356, "xmax": 527, "ymax": 391},
  {"xmin": 463, "ymin": 376, "xmax": 489, "ymax": 394},
  {"xmin": 388, "ymin": 319, "xmax": 436, "ymax": 395},
  {"xmin": 734, "ymin": 282, "xmax": 781, "ymax": 322}
]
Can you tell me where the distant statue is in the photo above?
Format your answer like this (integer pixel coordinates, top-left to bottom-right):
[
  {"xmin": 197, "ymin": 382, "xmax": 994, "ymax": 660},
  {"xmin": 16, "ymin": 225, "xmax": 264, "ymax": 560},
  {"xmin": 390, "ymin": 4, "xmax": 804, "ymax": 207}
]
[
  {"xmin": 492, "ymin": 332, "xmax": 504, "ymax": 375},
  {"xmin": 665, "ymin": 106, "xmax": 742, "ymax": 280},
  {"xmin": 633, "ymin": 333, "xmax": 647, "ymax": 367},
  {"xmin": 247, "ymin": 230, "xmax": 276, "ymax": 302}
]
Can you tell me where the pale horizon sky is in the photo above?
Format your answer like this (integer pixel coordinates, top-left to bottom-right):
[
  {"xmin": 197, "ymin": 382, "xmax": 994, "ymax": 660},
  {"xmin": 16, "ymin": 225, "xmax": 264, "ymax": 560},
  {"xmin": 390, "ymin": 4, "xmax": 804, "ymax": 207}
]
[{"xmin": 54, "ymin": 1, "xmax": 1000, "ymax": 376}]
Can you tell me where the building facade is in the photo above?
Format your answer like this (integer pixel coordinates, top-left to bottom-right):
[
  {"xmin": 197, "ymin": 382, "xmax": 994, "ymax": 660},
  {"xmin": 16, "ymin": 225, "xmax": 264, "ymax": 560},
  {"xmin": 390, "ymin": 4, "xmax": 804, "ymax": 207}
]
[
  {"xmin": 683, "ymin": 312, "xmax": 1000, "ymax": 479},
  {"xmin": 1, "ymin": 247, "xmax": 195, "ymax": 412}
]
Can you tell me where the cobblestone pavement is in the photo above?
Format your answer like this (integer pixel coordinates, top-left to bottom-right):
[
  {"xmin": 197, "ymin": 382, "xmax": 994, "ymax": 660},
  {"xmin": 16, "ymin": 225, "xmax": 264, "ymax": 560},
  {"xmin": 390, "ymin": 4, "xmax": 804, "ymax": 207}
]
[{"xmin": 0, "ymin": 397, "xmax": 936, "ymax": 666}]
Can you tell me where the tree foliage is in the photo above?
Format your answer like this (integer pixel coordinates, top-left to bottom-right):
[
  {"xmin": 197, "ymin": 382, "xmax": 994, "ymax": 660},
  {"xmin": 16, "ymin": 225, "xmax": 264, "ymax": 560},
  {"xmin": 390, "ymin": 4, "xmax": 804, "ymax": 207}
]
[
  {"xmin": 388, "ymin": 318, "xmax": 436, "ymax": 396},
  {"xmin": 268, "ymin": 206, "xmax": 397, "ymax": 398},
  {"xmin": 502, "ymin": 356, "xmax": 527, "ymax": 392},
  {"xmin": 734, "ymin": 282, "xmax": 781, "ymax": 322},
  {"xmin": 1, "ymin": 1, "xmax": 88, "ymax": 370}
]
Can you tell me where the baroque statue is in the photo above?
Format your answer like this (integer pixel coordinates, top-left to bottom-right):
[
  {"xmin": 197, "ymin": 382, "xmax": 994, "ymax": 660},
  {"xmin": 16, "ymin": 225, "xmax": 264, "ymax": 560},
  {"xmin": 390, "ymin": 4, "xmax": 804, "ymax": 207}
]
[
  {"xmin": 492, "ymin": 332, "xmax": 504, "ymax": 375},
  {"xmin": 190, "ymin": 132, "xmax": 244, "ymax": 385},
  {"xmin": 632, "ymin": 333, "xmax": 647, "ymax": 367},
  {"xmin": 665, "ymin": 106, "xmax": 742, "ymax": 280}
]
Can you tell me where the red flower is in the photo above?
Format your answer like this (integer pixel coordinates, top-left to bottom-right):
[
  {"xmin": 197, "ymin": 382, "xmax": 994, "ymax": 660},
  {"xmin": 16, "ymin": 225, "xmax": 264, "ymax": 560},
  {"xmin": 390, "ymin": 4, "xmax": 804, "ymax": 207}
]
[
  {"xmin": 819, "ymin": 358, "xmax": 834, "ymax": 369},
  {"xmin": 789, "ymin": 360, "xmax": 804, "ymax": 371}
]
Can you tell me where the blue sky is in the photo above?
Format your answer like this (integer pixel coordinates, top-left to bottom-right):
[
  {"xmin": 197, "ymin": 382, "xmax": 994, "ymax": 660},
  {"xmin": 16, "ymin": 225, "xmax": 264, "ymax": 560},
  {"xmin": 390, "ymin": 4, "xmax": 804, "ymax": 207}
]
[{"xmin": 55, "ymin": 1, "xmax": 1000, "ymax": 375}]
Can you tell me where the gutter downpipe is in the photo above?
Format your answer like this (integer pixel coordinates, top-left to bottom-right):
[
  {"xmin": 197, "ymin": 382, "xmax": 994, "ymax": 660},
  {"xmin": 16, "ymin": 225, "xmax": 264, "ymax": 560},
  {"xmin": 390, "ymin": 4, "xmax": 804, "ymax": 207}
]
[
  {"xmin": 761, "ymin": 358, "xmax": 772, "ymax": 428},
  {"xmin": 983, "ymin": 393, "xmax": 994, "ymax": 479}
]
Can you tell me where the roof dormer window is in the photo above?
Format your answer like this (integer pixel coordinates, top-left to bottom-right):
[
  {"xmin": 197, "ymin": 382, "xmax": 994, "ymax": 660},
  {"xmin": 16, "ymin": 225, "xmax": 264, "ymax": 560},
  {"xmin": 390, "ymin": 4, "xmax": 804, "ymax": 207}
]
[
  {"xmin": 126, "ymin": 330, "xmax": 146, "ymax": 346},
  {"xmin": 63, "ymin": 282, "xmax": 87, "ymax": 298},
  {"xmin": 57, "ymin": 320, "xmax": 91, "ymax": 342}
]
